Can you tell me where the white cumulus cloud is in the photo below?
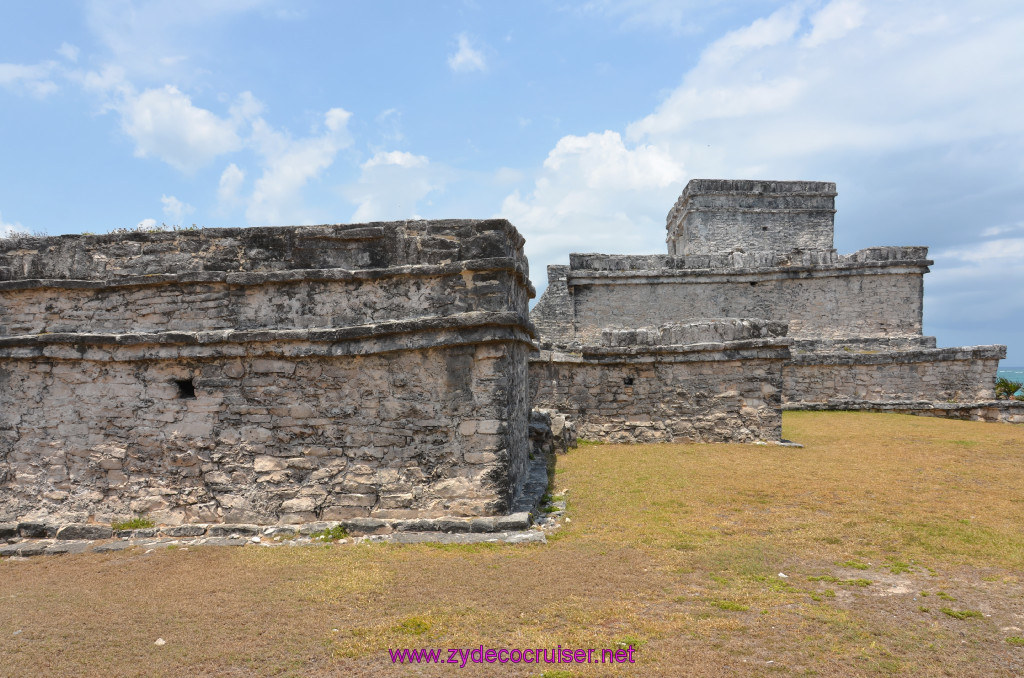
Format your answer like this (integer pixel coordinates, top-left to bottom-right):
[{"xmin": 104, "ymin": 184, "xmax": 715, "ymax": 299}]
[
  {"xmin": 700, "ymin": 4, "xmax": 803, "ymax": 66},
  {"xmin": 57, "ymin": 42, "xmax": 80, "ymax": 62},
  {"xmin": 802, "ymin": 0, "xmax": 867, "ymax": 47},
  {"xmin": 0, "ymin": 61, "xmax": 59, "ymax": 97},
  {"xmin": 346, "ymin": 150, "xmax": 442, "ymax": 223},
  {"xmin": 448, "ymin": 33, "xmax": 486, "ymax": 73},
  {"xmin": 362, "ymin": 150, "xmax": 429, "ymax": 169},
  {"xmin": 245, "ymin": 107, "xmax": 353, "ymax": 225},
  {"xmin": 118, "ymin": 85, "xmax": 247, "ymax": 173},
  {"xmin": 218, "ymin": 163, "xmax": 246, "ymax": 208},
  {"xmin": 161, "ymin": 195, "xmax": 194, "ymax": 222},
  {"xmin": 500, "ymin": 130, "xmax": 685, "ymax": 276}
]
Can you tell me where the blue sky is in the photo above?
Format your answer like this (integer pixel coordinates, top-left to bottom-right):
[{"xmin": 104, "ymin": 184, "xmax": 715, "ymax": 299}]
[{"xmin": 2, "ymin": 0, "xmax": 1023, "ymax": 362}]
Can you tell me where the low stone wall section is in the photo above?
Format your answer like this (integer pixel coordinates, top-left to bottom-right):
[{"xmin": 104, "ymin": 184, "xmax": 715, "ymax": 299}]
[
  {"xmin": 784, "ymin": 399, "xmax": 1024, "ymax": 424},
  {"xmin": 783, "ymin": 345, "xmax": 1005, "ymax": 404},
  {"xmin": 529, "ymin": 321, "xmax": 792, "ymax": 443},
  {"xmin": 566, "ymin": 263, "xmax": 926, "ymax": 345},
  {"xmin": 0, "ymin": 324, "xmax": 534, "ymax": 525},
  {"xmin": 532, "ymin": 250, "xmax": 930, "ymax": 346}
]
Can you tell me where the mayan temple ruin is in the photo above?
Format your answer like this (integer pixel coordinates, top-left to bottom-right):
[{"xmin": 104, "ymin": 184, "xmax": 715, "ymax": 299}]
[
  {"xmin": 0, "ymin": 221, "xmax": 537, "ymax": 526},
  {"xmin": 530, "ymin": 179, "xmax": 1015, "ymax": 442},
  {"xmin": 0, "ymin": 178, "xmax": 1018, "ymax": 530}
]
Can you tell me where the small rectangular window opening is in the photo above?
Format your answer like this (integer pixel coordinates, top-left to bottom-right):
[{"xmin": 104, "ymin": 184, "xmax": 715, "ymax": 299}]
[
  {"xmin": 623, "ymin": 376, "xmax": 635, "ymax": 386},
  {"xmin": 175, "ymin": 378, "xmax": 196, "ymax": 399}
]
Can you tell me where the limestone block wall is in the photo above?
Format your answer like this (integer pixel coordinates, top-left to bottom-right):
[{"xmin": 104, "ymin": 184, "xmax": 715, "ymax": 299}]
[
  {"xmin": 537, "ymin": 255, "xmax": 928, "ymax": 345},
  {"xmin": 0, "ymin": 220, "xmax": 530, "ymax": 279},
  {"xmin": 783, "ymin": 345, "xmax": 1005, "ymax": 405},
  {"xmin": 666, "ymin": 179, "xmax": 837, "ymax": 256},
  {"xmin": 0, "ymin": 265, "xmax": 531, "ymax": 336},
  {"xmin": 0, "ymin": 220, "xmax": 531, "ymax": 335},
  {"xmin": 529, "ymin": 320, "xmax": 791, "ymax": 443},
  {"xmin": 530, "ymin": 265, "xmax": 572, "ymax": 345},
  {"xmin": 0, "ymin": 220, "xmax": 535, "ymax": 525}
]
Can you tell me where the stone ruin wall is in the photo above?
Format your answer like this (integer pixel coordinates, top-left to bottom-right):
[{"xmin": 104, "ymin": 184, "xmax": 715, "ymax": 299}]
[
  {"xmin": 784, "ymin": 345, "xmax": 1005, "ymax": 404},
  {"xmin": 0, "ymin": 220, "xmax": 536, "ymax": 526},
  {"xmin": 666, "ymin": 179, "xmax": 837, "ymax": 256},
  {"xmin": 531, "ymin": 179, "xmax": 1004, "ymax": 411},
  {"xmin": 529, "ymin": 319, "xmax": 791, "ymax": 443},
  {"xmin": 540, "ymin": 250, "xmax": 927, "ymax": 346}
]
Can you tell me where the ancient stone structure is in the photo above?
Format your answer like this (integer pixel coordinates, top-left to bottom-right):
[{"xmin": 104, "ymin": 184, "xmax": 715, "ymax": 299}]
[
  {"xmin": 0, "ymin": 220, "xmax": 536, "ymax": 526},
  {"xmin": 530, "ymin": 319, "xmax": 791, "ymax": 443},
  {"xmin": 531, "ymin": 179, "xmax": 1007, "ymax": 434},
  {"xmin": 1, "ymin": 178, "xmax": 1013, "ymax": 533}
]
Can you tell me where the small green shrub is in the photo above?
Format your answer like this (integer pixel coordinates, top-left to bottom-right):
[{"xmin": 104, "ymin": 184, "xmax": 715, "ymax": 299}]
[
  {"xmin": 941, "ymin": 608, "xmax": 983, "ymax": 620},
  {"xmin": 995, "ymin": 377, "xmax": 1023, "ymax": 399},
  {"xmin": 311, "ymin": 525, "xmax": 348, "ymax": 541},
  {"xmin": 840, "ymin": 560, "xmax": 870, "ymax": 570},
  {"xmin": 112, "ymin": 517, "xmax": 155, "ymax": 531},
  {"xmin": 887, "ymin": 558, "xmax": 912, "ymax": 574},
  {"xmin": 1006, "ymin": 636, "xmax": 1024, "ymax": 646},
  {"xmin": 395, "ymin": 617, "xmax": 431, "ymax": 635},
  {"xmin": 614, "ymin": 635, "xmax": 645, "ymax": 650}
]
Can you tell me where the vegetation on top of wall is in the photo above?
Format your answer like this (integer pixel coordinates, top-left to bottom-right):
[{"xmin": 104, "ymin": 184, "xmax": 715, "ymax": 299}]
[{"xmin": 107, "ymin": 223, "xmax": 202, "ymax": 235}]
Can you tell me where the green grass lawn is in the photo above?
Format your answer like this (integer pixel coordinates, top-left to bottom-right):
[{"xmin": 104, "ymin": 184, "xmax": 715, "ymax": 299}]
[{"xmin": 2, "ymin": 412, "xmax": 1023, "ymax": 677}]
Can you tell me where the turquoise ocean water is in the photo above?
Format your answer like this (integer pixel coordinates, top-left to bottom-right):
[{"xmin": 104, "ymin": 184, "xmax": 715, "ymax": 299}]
[
  {"xmin": 998, "ymin": 367, "xmax": 1024, "ymax": 382},
  {"xmin": 997, "ymin": 367, "xmax": 1024, "ymax": 395}
]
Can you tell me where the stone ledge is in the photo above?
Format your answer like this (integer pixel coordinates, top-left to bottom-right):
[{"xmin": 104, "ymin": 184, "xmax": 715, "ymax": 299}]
[
  {"xmin": 0, "ymin": 529, "xmax": 548, "ymax": 559},
  {"xmin": 0, "ymin": 256, "xmax": 534, "ymax": 295},
  {"xmin": 786, "ymin": 344, "xmax": 1007, "ymax": 365},
  {"xmin": 531, "ymin": 338, "xmax": 792, "ymax": 366},
  {"xmin": 4, "ymin": 512, "xmax": 534, "ymax": 544},
  {"xmin": 790, "ymin": 336, "xmax": 938, "ymax": 352},
  {"xmin": 566, "ymin": 248, "xmax": 930, "ymax": 275},
  {"xmin": 600, "ymin": 318, "xmax": 788, "ymax": 347},
  {"xmin": 0, "ymin": 219, "xmax": 530, "ymax": 281},
  {"xmin": 0, "ymin": 311, "xmax": 537, "ymax": 360},
  {"xmin": 565, "ymin": 260, "xmax": 931, "ymax": 285},
  {"xmin": 677, "ymin": 179, "xmax": 838, "ymax": 200},
  {"xmin": 783, "ymin": 399, "xmax": 1024, "ymax": 424}
]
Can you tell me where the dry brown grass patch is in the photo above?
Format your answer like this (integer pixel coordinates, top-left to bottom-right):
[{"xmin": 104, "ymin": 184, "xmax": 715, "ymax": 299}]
[{"xmin": 1, "ymin": 412, "xmax": 1023, "ymax": 676}]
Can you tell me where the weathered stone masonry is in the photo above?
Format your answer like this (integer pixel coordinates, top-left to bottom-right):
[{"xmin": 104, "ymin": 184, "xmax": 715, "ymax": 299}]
[
  {"xmin": 531, "ymin": 319, "xmax": 791, "ymax": 443},
  {"xmin": 0, "ymin": 220, "xmax": 536, "ymax": 525},
  {"xmin": 531, "ymin": 179, "xmax": 1007, "ymax": 430}
]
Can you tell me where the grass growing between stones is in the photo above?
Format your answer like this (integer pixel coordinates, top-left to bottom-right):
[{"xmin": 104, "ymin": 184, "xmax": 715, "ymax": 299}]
[
  {"xmin": 2, "ymin": 412, "xmax": 1024, "ymax": 676},
  {"xmin": 110, "ymin": 517, "xmax": 155, "ymax": 531}
]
